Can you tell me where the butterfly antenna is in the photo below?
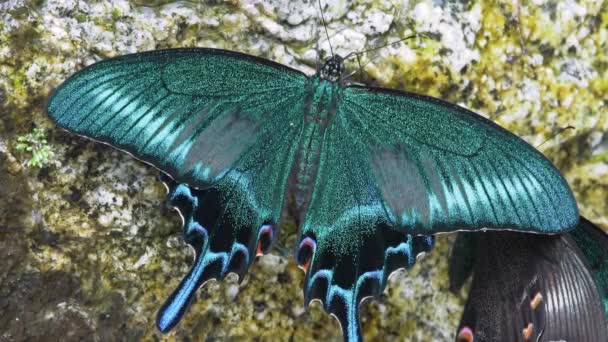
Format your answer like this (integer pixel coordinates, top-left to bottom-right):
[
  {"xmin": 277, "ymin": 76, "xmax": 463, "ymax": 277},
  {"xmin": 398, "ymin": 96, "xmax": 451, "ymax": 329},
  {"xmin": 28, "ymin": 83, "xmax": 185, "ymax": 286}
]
[
  {"xmin": 318, "ymin": 0, "xmax": 334, "ymax": 57},
  {"xmin": 342, "ymin": 33, "xmax": 430, "ymax": 81},
  {"xmin": 343, "ymin": 34, "xmax": 426, "ymax": 61},
  {"xmin": 355, "ymin": 54, "xmax": 363, "ymax": 79},
  {"xmin": 536, "ymin": 125, "xmax": 575, "ymax": 149}
]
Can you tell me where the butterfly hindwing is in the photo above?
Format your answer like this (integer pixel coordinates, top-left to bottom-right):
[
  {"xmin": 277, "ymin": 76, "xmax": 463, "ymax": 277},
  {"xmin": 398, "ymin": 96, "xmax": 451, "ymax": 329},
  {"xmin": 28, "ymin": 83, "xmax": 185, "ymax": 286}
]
[
  {"xmin": 569, "ymin": 217, "xmax": 608, "ymax": 317},
  {"xmin": 47, "ymin": 48, "xmax": 309, "ymax": 332},
  {"xmin": 448, "ymin": 232, "xmax": 477, "ymax": 293},
  {"xmin": 451, "ymin": 222, "xmax": 607, "ymax": 341}
]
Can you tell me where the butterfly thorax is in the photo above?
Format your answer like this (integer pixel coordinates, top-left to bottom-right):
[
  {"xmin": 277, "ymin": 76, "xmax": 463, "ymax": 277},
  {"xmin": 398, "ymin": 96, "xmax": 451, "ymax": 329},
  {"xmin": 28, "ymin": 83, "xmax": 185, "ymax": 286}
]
[
  {"xmin": 318, "ymin": 55, "xmax": 345, "ymax": 83},
  {"xmin": 291, "ymin": 77, "xmax": 342, "ymax": 211}
]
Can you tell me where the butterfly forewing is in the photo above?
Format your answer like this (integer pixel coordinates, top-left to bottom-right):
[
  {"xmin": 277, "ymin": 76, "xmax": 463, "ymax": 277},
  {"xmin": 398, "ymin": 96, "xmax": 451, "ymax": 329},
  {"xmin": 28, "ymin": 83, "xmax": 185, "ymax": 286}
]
[
  {"xmin": 48, "ymin": 48, "xmax": 308, "ymax": 187},
  {"xmin": 340, "ymin": 85, "xmax": 579, "ymax": 234}
]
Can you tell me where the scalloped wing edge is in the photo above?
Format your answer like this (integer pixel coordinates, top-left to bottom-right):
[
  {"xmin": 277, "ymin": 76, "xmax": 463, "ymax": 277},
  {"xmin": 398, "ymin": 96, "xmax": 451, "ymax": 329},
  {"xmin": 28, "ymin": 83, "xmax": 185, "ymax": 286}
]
[{"xmin": 300, "ymin": 234, "xmax": 434, "ymax": 342}]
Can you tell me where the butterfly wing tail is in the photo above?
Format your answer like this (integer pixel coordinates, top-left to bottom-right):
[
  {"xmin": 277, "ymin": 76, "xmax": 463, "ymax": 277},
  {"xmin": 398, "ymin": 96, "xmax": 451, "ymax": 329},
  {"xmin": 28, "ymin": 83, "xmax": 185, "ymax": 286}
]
[
  {"xmin": 156, "ymin": 242, "xmax": 215, "ymax": 333},
  {"xmin": 156, "ymin": 178, "xmax": 276, "ymax": 332}
]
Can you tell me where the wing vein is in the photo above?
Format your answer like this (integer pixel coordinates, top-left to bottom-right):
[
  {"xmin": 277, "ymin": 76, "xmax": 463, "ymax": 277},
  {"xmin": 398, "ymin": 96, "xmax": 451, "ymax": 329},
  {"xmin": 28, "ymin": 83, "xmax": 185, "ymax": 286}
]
[
  {"xmin": 76, "ymin": 73, "xmax": 142, "ymax": 128},
  {"xmin": 486, "ymin": 156, "xmax": 524, "ymax": 226},
  {"xmin": 502, "ymin": 146, "xmax": 560, "ymax": 225}
]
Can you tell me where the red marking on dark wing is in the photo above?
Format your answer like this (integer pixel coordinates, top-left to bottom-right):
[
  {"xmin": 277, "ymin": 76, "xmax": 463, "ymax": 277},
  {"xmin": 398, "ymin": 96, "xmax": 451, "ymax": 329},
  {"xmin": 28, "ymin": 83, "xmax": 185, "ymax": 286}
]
[
  {"xmin": 457, "ymin": 326, "xmax": 474, "ymax": 342},
  {"xmin": 296, "ymin": 237, "xmax": 316, "ymax": 273},
  {"xmin": 522, "ymin": 323, "xmax": 533, "ymax": 340}
]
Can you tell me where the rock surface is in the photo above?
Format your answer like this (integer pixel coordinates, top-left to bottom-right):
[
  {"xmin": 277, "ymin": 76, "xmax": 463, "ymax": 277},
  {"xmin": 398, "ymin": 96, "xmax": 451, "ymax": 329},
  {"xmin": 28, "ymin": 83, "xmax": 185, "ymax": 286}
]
[{"xmin": 0, "ymin": 0, "xmax": 606, "ymax": 341}]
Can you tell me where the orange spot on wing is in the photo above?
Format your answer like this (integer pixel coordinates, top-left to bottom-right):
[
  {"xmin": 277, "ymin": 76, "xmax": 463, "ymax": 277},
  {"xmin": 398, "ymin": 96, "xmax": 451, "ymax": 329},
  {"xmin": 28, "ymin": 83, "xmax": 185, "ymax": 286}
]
[
  {"xmin": 255, "ymin": 225, "xmax": 274, "ymax": 256},
  {"xmin": 522, "ymin": 323, "xmax": 533, "ymax": 340},
  {"xmin": 296, "ymin": 237, "xmax": 316, "ymax": 274},
  {"xmin": 530, "ymin": 292, "xmax": 543, "ymax": 310},
  {"xmin": 457, "ymin": 327, "xmax": 474, "ymax": 342}
]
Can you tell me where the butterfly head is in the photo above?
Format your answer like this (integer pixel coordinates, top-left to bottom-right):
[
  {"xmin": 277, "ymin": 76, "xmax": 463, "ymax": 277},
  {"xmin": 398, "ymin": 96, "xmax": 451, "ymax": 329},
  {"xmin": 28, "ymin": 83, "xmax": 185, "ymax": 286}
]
[{"xmin": 319, "ymin": 55, "xmax": 344, "ymax": 82}]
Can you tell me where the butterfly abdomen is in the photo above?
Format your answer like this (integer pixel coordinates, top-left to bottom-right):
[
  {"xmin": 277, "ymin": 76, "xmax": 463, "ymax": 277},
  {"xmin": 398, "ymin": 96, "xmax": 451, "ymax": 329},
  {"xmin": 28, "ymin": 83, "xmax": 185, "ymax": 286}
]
[{"xmin": 291, "ymin": 78, "xmax": 342, "ymax": 210}]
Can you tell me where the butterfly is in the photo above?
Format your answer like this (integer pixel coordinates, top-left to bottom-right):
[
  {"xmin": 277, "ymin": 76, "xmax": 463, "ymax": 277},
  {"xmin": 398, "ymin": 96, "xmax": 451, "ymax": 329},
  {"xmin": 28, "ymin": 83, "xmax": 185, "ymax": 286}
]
[
  {"xmin": 46, "ymin": 47, "xmax": 584, "ymax": 341},
  {"xmin": 449, "ymin": 217, "xmax": 608, "ymax": 341}
]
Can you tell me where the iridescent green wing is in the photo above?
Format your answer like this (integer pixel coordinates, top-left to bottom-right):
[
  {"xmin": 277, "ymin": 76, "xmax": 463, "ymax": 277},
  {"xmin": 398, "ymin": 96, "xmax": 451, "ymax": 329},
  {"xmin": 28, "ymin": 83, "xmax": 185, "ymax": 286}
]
[
  {"xmin": 48, "ymin": 48, "xmax": 306, "ymax": 187},
  {"xmin": 340, "ymin": 85, "xmax": 578, "ymax": 234},
  {"xmin": 295, "ymin": 86, "xmax": 434, "ymax": 341},
  {"xmin": 295, "ymin": 84, "xmax": 578, "ymax": 341},
  {"xmin": 47, "ymin": 48, "xmax": 308, "ymax": 332}
]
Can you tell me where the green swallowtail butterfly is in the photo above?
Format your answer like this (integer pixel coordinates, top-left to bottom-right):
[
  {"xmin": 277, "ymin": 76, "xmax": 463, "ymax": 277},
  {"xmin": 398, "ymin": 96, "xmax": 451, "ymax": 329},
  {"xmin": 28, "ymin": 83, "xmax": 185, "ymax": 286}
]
[{"xmin": 46, "ymin": 47, "xmax": 598, "ymax": 341}]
